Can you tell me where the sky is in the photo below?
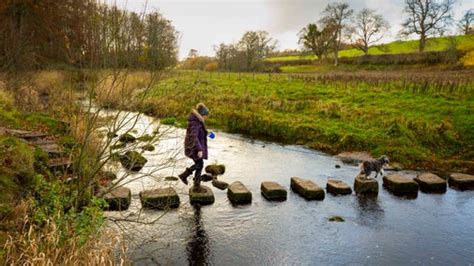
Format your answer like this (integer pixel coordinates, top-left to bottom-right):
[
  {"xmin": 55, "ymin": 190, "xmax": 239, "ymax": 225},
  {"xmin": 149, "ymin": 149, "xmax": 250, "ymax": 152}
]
[{"xmin": 110, "ymin": 0, "xmax": 473, "ymax": 59}]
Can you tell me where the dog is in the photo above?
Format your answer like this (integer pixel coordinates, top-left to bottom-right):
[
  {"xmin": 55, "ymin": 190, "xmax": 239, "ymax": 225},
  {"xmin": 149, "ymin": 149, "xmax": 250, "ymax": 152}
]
[{"xmin": 359, "ymin": 155, "xmax": 390, "ymax": 179}]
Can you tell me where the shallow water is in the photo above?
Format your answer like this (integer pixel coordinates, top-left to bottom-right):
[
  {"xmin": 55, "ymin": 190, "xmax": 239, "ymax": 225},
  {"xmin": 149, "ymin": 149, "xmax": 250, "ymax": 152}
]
[{"xmin": 103, "ymin": 110, "xmax": 474, "ymax": 266}]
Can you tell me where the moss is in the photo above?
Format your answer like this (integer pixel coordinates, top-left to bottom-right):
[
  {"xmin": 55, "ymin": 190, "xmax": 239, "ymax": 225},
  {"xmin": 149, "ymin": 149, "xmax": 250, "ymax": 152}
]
[
  {"xmin": 161, "ymin": 117, "xmax": 176, "ymax": 125},
  {"xmin": 141, "ymin": 144, "xmax": 155, "ymax": 151},
  {"xmin": 137, "ymin": 134, "xmax": 154, "ymax": 142},
  {"xmin": 118, "ymin": 133, "xmax": 136, "ymax": 143},
  {"xmin": 119, "ymin": 151, "xmax": 147, "ymax": 171}
]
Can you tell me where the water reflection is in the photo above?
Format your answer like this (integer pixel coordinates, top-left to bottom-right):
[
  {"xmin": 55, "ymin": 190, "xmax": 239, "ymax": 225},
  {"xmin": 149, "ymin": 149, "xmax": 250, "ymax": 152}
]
[
  {"xmin": 355, "ymin": 195, "xmax": 385, "ymax": 227},
  {"xmin": 186, "ymin": 205, "xmax": 210, "ymax": 265}
]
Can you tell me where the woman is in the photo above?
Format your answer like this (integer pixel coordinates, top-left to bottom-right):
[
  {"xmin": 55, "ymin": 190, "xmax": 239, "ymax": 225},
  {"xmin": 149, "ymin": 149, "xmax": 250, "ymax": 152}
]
[{"xmin": 178, "ymin": 103, "xmax": 209, "ymax": 191}]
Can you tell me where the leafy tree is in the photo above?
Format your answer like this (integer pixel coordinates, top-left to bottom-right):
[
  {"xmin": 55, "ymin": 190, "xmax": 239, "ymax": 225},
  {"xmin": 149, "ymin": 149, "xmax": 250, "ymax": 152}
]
[
  {"xmin": 400, "ymin": 0, "xmax": 456, "ymax": 52},
  {"xmin": 351, "ymin": 8, "xmax": 389, "ymax": 55},
  {"xmin": 238, "ymin": 31, "xmax": 277, "ymax": 71},
  {"xmin": 298, "ymin": 23, "xmax": 335, "ymax": 59}
]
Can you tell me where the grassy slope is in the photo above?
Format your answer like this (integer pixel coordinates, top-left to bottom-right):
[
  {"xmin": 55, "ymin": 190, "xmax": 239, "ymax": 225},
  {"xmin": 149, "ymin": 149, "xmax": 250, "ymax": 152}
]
[
  {"xmin": 139, "ymin": 72, "xmax": 474, "ymax": 171},
  {"xmin": 267, "ymin": 35, "xmax": 473, "ymax": 62}
]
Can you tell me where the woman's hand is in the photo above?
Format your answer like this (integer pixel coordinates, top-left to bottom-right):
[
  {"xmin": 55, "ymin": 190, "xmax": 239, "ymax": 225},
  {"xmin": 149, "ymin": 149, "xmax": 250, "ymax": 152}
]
[{"xmin": 197, "ymin": 151, "xmax": 203, "ymax": 158}]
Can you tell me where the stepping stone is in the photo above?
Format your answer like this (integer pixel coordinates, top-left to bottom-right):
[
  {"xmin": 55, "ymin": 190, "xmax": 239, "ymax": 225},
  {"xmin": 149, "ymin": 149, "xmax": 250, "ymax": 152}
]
[
  {"xmin": 261, "ymin": 181, "xmax": 287, "ymax": 201},
  {"xmin": 354, "ymin": 176, "xmax": 379, "ymax": 195},
  {"xmin": 205, "ymin": 164, "xmax": 225, "ymax": 175},
  {"xmin": 139, "ymin": 187, "xmax": 180, "ymax": 210},
  {"xmin": 227, "ymin": 181, "xmax": 252, "ymax": 205},
  {"xmin": 449, "ymin": 173, "xmax": 474, "ymax": 191},
  {"xmin": 103, "ymin": 186, "xmax": 131, "ymax": 211},
  {"xmin": 119, "ymin": 151, "xmax": 147, "ymax": 171},
  {"xmin": 326, "ymin": 179, "xmax": 352, "ymax": 195},
  {"xmin": 383, "ymin": 174, "xmax": 419, "ymax": 197},
  {"xmin": 189, "ymin": 185, "xmax": 215, "ymax": 205},
  {"xmin": 414, "ymin": 173, "xmax": 447, "ymax": 193},
  {"xmin": 290, "ymin": 177, "xmax": 325, "ymax": 200}
]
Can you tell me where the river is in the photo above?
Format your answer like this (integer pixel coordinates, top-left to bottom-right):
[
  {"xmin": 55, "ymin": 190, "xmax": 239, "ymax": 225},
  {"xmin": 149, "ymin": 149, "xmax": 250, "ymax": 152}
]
[{"xmin": 101, "ymin": 109, "xmax": 474, "ymax": 265}]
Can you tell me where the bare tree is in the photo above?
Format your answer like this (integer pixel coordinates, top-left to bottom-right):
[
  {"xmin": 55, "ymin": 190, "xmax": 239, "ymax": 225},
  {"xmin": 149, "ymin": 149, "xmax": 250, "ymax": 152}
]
[
  {"xmin": 458, "ymin": 9, "xmax": 473, "ymax": 35},
  {"xmin": 400, "ymin": 0, "xmax": 456, "ymax": 52},
  {"xmin": 351, "ymin": 8, "xmax": 390, "ymax": 55},
  {"xmin": 320, "ymin": 2, "xmax": 354, "ymax": 66},
  {"xmin": 238, "ymin": 31, "xmax": 277, "ymax": 71},
  {"xmin": 298, "ymin": 23, "xmax": 335, "ymax": 60}
]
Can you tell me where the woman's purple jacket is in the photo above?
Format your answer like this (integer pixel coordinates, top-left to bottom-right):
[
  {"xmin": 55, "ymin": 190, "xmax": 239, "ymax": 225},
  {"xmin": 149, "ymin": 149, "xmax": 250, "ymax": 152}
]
[{"xmin": 184, "ymin": 111, "xmax": 208, "ymax": 161}]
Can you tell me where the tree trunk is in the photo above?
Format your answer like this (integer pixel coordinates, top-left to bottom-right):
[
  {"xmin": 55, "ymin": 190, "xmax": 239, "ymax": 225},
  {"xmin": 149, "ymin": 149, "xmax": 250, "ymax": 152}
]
[
  {"xmin": 419, "ymin": 33, "xmax": 426, "ymax": 52},
  {"xmin": 334, "ymin": 50, "xmax": 339, "ymax": 66}
]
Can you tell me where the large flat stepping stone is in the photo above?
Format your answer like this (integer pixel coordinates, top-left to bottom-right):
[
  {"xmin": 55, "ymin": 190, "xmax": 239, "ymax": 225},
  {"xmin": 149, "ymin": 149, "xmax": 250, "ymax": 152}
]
[
  {"xmin": 414, "ymin": 173, "xmax": 447, "ymax": 193},
  {"xmin": 354, "ymin": 176, "xmax": 379, "ymax": 195},
  {"xmin": 103, "ymin": 186, "xmax": 131, "ymax": 211},
  {"xmin": 327, "ymin": 179, "xmax": 352, "ymax": 195},
  {"xmin": 261, "ymin": 181, "xmax": 287, "ymax": 201},
  {"xmin": 189, "ymin": 185, "xmax": 215, "ymax": 205},
  {"xmin": 449, "ymin": 173, "xmax": 474, "ymax": 191},
  {"xmin": 383, "ymin": 174, "xmax": 419, "ymax": 197},
  {"xmin": 227, "ymin": 181, "xmax": 252, "ymax": 205},
  {"xmin": 290, "ymin": 177, "xmax": 325, "ymax": 200},
  {"xmin": 139, "ymin": 187, "xmax": 180, "ymax": 210}
]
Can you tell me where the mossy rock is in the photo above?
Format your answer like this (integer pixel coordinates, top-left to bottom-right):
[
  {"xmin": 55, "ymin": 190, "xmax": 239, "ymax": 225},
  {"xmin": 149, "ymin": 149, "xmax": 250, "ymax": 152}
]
[
  {"xmin": 142, "ymin": 144, "xmax": 155, "ymax": 152},
  {"xmin": 205, "ymin": 164, "xmax": 225, "ymax": 176},
  {"xmin": 165, "ymin": 176, "xmax": 179, "ymax": 181},
  {"xmin": 119, "ymin": 151, "xmax": 147, "ymax": 171},
  {"xmin": 111, "ymin": 142, "xmax": 126, "ymax": 150},
  {"xmin": 118, "ymin": 133, "xmax": 136, "ymax": 143},
  {"xmin": 211, "ymin": 179, "xmax": 229, "ymax": 190},
  {"xmin": 414, "ymin": 173, "xmax": 446, "ymax": 193},
  {"xmin": 326, "ymin": 179, "xmax": 352, "ymax": 195},
  {"xmin": 328, "ymin": 216, "xmax": 345, "ymax": 222},
  {"xmin": 354, "ymin": 176, "xmax": 379, "ymax": 196},
  {"xmin": 448, "ymin": 173, "xmax": 474, "ymax": 191},
  {"xmin": 137, "ymin": 134, "xmax": 154, "ymax": 142},
  {"xmin": 139, "ymin": 187, "xmax": 180, "ymax": 209}
]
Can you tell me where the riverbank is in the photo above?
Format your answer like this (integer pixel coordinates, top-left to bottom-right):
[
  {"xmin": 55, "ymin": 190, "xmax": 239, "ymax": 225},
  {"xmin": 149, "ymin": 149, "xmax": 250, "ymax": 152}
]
[{"xmin": 123, "ymin": 70, "xmax": 473, "ymax": 173}]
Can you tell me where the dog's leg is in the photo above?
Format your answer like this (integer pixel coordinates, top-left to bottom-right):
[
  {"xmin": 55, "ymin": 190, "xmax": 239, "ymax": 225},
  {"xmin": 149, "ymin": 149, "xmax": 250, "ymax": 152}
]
[{"xmin": 381, "ymin": 169, "xmax": 385, "ymax": 177}]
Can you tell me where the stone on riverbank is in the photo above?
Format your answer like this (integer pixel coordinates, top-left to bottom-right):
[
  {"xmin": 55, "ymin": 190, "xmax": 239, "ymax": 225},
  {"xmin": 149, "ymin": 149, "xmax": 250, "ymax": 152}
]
[
  {"xmin": 335, "ymin": 151, "xmax": 374, "ymax": 165},
  {"xmin": 205, "ymin": 164, "xmax": 225, "ymax": 176},
  {"xmin": 103, "ymin": 186, "xmax": 131, "ymax": 211},
  {"xmin": 227, "ymin": 181, "xmax": 252, "ymax": 205},
  {"xmin": 189, "ymin": 185, "xmax": 215, "ymax": 205},
  {"xmin": 119, "ymin": 133, "xmax": 136, "ymax": 143},
  {"xmin": 326, "ymin": 179, "xmax": 352, "ymax": 195},
  {"xmin": 448, "ymin": 173, "xmax": 474, "ymax": 191},
  {"xmin": 165, "ymin": 176, "xmax": 178, "ymax": 181},
  {"xmin": 119, "ymin": 151, "xmax": 147, "ymax": 171},
  {"xmin": 139, "ymin": 187, "xmax": 180, "ymax": 209},
  {"xmin": 354, "ymin": 176, "xmax": 378, "ymax": 195},
  {"xmin": 414, "ymin": 173, "xmax": 447, "ymax": 193},
  {"xmin": 290, "ymin": 177, "xmax": 325, "ymax": 200},
  {"xmin": 383, "ymin": 174, "xmax": 418, "ymax": 197},
  {"xmin": 261, "ymin": 181, "xmax": 287, "ymax": 201}
]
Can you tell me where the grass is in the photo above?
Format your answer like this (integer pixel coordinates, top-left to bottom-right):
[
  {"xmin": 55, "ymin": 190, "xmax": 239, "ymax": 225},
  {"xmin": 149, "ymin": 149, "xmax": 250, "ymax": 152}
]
[
  {"xmin": 267, "ymin": 35, "xmax": 474, "ymax": 62},
  {"xmin": 136, "ymin": 71, "xmax": 474, "ymax": 171}
]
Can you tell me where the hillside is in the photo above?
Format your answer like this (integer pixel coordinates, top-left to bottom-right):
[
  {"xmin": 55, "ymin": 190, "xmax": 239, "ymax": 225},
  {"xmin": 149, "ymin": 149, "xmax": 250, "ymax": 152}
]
[{"xmin": 267, "ymin": 35, "xmax": 474, "ymax": 62}]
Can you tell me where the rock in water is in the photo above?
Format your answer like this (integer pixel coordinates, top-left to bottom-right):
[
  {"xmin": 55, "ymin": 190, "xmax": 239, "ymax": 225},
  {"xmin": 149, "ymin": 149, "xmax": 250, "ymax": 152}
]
[
  {"xmin": 290, "ymin": 177, "xmax": 325, "ymax": 200},
  {"xmin": 139, "ymin": 187, "xmax": 180, "ymax": 209},
  {"xmin": 354, "ymin": 176, "xmax": 378, "ymax": 196},
  {"xmin": 118, "ymin": 133, "xmax": 136, "ymax": 143},
  {"xmin": 328, "ymin": 216, "xmax": 345, "ymax": 222},
  {"xmin": 326, "ymin": 179, "xmax": 352, "ymax": 195},
  {"xmin": 383, "ymin": 174, "xmax": 419, "ymax": 198},
  {"xmin": 189, "ymin": 185, "xmax": 215, "ymax": 205},
  {"xmin": 212, "ymin": 179, "xmax": 229, "ymax": 190},
  {"xmin": 165, "ymin": 176, "xmax": 179, "ymax": 181},
  {"xmin": 119, "ymin": 151, "xmax": 147, "ymax": 171},
  {"xmin": 205, "ymin": 164, "xmax": 225, "ymax": 176},
  {"xmin": 142, "ymin": 144, "xmax": 155, "ymax": 151},
  {"xmin": 227, "ymin": 181, "xmax": 252, "ymax": 205},
  {"xmin": 261, "ymin": 181, "xmax": 287, "ymax": 201},
  {"xmin": 448, "ymin": 173, "xmax": 474, "ymax": 191},
  {"xmin": 414, "ymin": 173, "xmax": 446, "ymax": 193},
  {"xmin": 102, "ymin": 186, "xmax": 131, "ymax": 211}
]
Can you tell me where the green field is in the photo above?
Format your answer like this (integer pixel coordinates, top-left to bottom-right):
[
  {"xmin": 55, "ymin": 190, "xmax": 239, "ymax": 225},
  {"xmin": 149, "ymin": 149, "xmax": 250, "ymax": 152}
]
[
  {"xmin": 267, "ymin": 35, "xmax": 474, "ymax": 62},
  {"xmin": 137, "ymin": 71, "xmax": 474, "ymax": 171}
]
